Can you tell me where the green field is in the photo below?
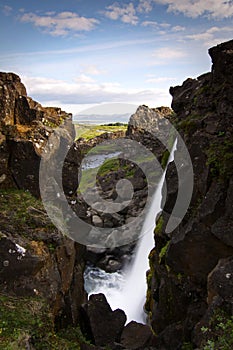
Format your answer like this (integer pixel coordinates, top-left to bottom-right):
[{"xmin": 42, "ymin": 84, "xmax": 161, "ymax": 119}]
[{"xmin": 74, "ymin": 123, "xmax": 128, "ymax": 140}]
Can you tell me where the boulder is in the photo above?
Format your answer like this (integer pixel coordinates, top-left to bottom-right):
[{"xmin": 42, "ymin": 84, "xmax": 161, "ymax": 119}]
[
  {"xmin": 80, "ymin": 293, "xmax": 126, "ymax": 347},
  {"xmin": 120, "ymin": 321, "xmax": 156, "ymax": 350}
]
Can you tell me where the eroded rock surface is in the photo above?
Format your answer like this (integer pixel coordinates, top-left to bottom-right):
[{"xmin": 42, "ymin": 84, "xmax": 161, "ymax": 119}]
[{"xmin": 146, "ymin": 40, "xmax": 233, "ymax": 349}]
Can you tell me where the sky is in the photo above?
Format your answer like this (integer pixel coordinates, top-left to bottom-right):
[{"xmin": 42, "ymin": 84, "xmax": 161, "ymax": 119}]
[{"xmin": 0, "ymin": 0, "xmax": 233, "ymax": 119}]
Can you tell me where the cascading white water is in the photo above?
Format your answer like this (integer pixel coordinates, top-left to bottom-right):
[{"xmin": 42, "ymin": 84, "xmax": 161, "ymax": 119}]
[
  {"xmin": 117, "ymin": 140, "xmax": 177, "ymax": 322},
  {"xmin": 84, "ymin": 140, "xmax": 177, "ymax": 323}
]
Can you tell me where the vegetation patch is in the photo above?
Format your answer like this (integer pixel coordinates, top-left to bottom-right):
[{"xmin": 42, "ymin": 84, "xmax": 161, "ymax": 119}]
[
  {"xmin": 178, "ymin": 118, "xmax": 200, "ymax": 136},
  {"xmin": 78, "ymin": 157, "xmax": 121, "ymax": 194},
  {"xmin": 97, "ymin": 157, "xmax": 120, "ymax": 177},
  {"xmin": 85, "ymin": 142, "xmax": 119, "ymax": 155},
  {"xmin": 161, "ymin": 150, "xmax": 170, "ymax": 169},
  {"xmin": 206, "ymin": 138, "xmax": 233, "ymax": 180},
  {"xmin": 200, "ymin": 310, "xmax": 233, "ymax": 350},
  {"xmin": 0, "ymin": 294, "xmax": 90, "ymax": 349},
  {"xmin": 0, "ymin": 189, "xmax": 55, "ymax": 237},
  {"xmin": 154, "ymin": 216, "xmax": 164, "ymax": 236},
  {"xmin": 75, "ymin": 123, "xmax": 127, "ymax": 140},
  {"xmin": 159, "ymin": 240, "xmax": 170, "ymax": 263}
]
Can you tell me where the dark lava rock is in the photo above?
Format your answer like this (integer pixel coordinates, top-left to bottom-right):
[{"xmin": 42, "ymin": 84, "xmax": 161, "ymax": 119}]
[
  {"xmin": 120, "ymin": 321, "xmax": 156, "ymax": 350},
  {"xmin": 207, "ymin": 256, "xmax": 233, "ymax": 305},
  {"xmin": 80, "ymin": 293, "xmax": 126, "ymax": 347},
  {"xmin": 0, "ymin": 190, "xmax": 87, "ymax": 327},
  {"xmin": 146, "ymin": 39, "xmax": 233, "ymax": 349}
]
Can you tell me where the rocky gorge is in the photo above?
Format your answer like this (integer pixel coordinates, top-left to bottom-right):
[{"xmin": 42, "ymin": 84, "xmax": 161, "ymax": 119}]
[{"xmin": 0, "ymin": 39, "xmax": 232, "ymax": 350}]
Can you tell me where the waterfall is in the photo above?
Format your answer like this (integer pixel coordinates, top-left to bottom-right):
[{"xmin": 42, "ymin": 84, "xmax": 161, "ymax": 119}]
[
  {"xmin": 84, "ymin": 140, "xmax": 177, "ymax": 323},
  {"xmin": 116, "ymin": 175, "xmax": 165, "ymax": 323}
]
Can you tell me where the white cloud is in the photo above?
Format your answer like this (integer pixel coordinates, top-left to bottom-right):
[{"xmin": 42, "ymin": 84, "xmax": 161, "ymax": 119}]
[
  {"xmin": 2, "ymin": 5, "xmax": 12, "ymax": 16},
  {"xmin": 153, "ymin": 0, "xmax": 233, "ymax": 19},
  {"xmin": 141, "ymin": 20, "xmax": 171, "ymax": 33},
  {"xmin": 137, "ymin": 0, "xmax": 153, "ymax": 13},
  {"xmin": 103, "ymin": 3, "xmax": 138, "ymax": 25},
  {"xmin": 19, "ymin": 11, "xmax": 99, "ymax": 36},
  {"xmin": 146, "ymin": 75, "xmax": 176, "ymax": 83},
  {"xmin": 142, "ymin": 20, "xmax": 159, "ymax": 28},
  {"xmin": 172, "ymin": 25, "xmax": 185, "ymax": 32},
  {"xmin": 75, "ymin": 74, "xmax": 96, "ymax": 84},
  {"xmin": 22, "ymin": 75, "xmax": 171, "ymax": 108},
  {"xmin": 81, "ymin": 64, "xmax": 107, "ymax": 76},
  {"xmin": 152, "ymin": 47, "xmax": 187, "ymax": 61},
  {"xmin": 160, "ymin": 22, "xmax": 170, "ymax": 28},
  {"xmin": 186, "ymin": 26, "xmax": 233, "ymax": 46}
]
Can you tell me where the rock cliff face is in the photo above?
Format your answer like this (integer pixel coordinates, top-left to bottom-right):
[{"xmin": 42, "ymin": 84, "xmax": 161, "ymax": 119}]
[
  {"xmin": 146, "ymin": 40, "xmax": 233, "ymax": 349},
  {"xmin": 0, "ymin": 72, "xmax": 74, "ymax": 197},
  {"xmin": 127, "ymin": 105, "xmax": 173, "ymax": 163},
  {"xmin": 0, "ymin": 73, "xmax": 88, "ymax": 347}
]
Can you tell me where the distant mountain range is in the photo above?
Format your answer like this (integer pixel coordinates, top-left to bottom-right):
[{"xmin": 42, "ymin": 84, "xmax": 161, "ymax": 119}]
[{"xmin": 73, "ymin": 113, "xmax": 131, "ymax": 124}]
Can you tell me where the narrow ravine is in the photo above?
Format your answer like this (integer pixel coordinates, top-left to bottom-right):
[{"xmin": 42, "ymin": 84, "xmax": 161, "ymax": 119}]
[{"xmin": 84, "ymin": 140, "xmax": 177, "ymax": 323}]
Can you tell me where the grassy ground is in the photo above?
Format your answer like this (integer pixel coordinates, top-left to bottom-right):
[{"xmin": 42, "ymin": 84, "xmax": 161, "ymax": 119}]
[
  {"xmin": 0, "ymin": 190, "xmax": 91, "ymax": 349},
  {"xmin": 0, "ymin": 294, "xmax": 89, "ymax": 349},
  {"xmin": 75, "ymin": 123, "xmax": 127, "ymax": 140}
]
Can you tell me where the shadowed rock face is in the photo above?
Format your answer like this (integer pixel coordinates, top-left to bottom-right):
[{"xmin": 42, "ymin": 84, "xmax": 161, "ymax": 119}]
[
  {"xmin": 0, "ymin": 73, "xmax": 88, "ymax": 331},
  {"xmin": 80, "ymin": 293, "xmax": 126, "ymax": 346},
  {"xmin": 0, "ymin": 189, "xmax": 87, "ymax": 327},
  {"xmin": 144, "ymin": 39, "xmax": 233, "ymax": 349},
  {"xmin": 0, "ymin": 72, "xmax": 73, "ymax": 197},
  {"xmin": 80, "ymin": 293, "xmax": 157, "ymax": 350}
]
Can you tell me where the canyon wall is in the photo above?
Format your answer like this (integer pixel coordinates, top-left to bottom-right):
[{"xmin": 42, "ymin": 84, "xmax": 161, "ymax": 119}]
[{"xmin": 146, "ymin": 39, "xmax": 233, "ymax": 349}]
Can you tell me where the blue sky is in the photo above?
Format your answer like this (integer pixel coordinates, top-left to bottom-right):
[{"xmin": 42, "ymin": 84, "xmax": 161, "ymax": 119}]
[{"xmin": 0, "ymin": 0, "xmax": 232, "ymax": 116}]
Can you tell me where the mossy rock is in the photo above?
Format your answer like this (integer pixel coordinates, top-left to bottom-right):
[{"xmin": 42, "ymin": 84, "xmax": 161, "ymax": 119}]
[
  {"xmin": 0, "ymin": 294, "xmax": 90, "ymax": 349},
  {"xmin": 200, "ymin": 309, "xmax": 233, "ymax": 350},
  {"xmin": 154, "ymin": 216, "xmax": 164, "ymax": 236},
  {"xmin": 206, "ymin": 138, "xmax": 233, "ymax": 180},
  {"xmin": 0, "ymin": 189, "xmax": 55, "ymax": 236}
]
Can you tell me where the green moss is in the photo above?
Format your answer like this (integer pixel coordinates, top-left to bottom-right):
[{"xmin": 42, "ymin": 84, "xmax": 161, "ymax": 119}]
[
  {"xmin": 0, "ymin": 189, "xmax": 55, "ymax": 237},
  {"xmin": 178, "ymin": 119, "xmax": 200, "ymax": 136},
  {"xmin": 177, "ymin": 272, "xmax": 184, "ymax": 281},
  {"xmin": 154, "ymin": 216, "xmax": 164, "ymax": 236},
  {"xmin": 195, "ymin": 84, "xmax": 210, "ymax": 97},
  {"xmin": 0, "ymin": 294, "xmax": 53, "ymax": 349},
  {"xmin": 42, "ymin": 119, "xmax": 58, "ymax": 128},
  {"xmin": 181, "ymin": 342, "xmax": 194, "ymax": 350},
  {"xmin": 145, "ymin": 249, "xmax": 157, "ymax": 313},
  {"xmin": 78, "ymin": 158, "xmax": 121, "ymax": 194},
  {"xmin": 145, "ymin": 270, "xmax": 153, "ymax": 312},
  {"xmin": 0, "ymin": 294, "xmax": 91, "ymax": 349},
  {"xmin": 206, "ymin": 138, "xmax": 233, "ymax": 180},
  {"xmin": 97, "ymin": 158, "xmax": 120, "ymax": 177},
  {"xmin": 161, "ymin": 150, "xmax": 170, "ymax": 169},
  {"xmin": 159, "ymin": 240, "xmax": 170, "ymax": 263},
  {"xmin": 200, "ymin": 309, "xmax": 233, "ymax": 350}
]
